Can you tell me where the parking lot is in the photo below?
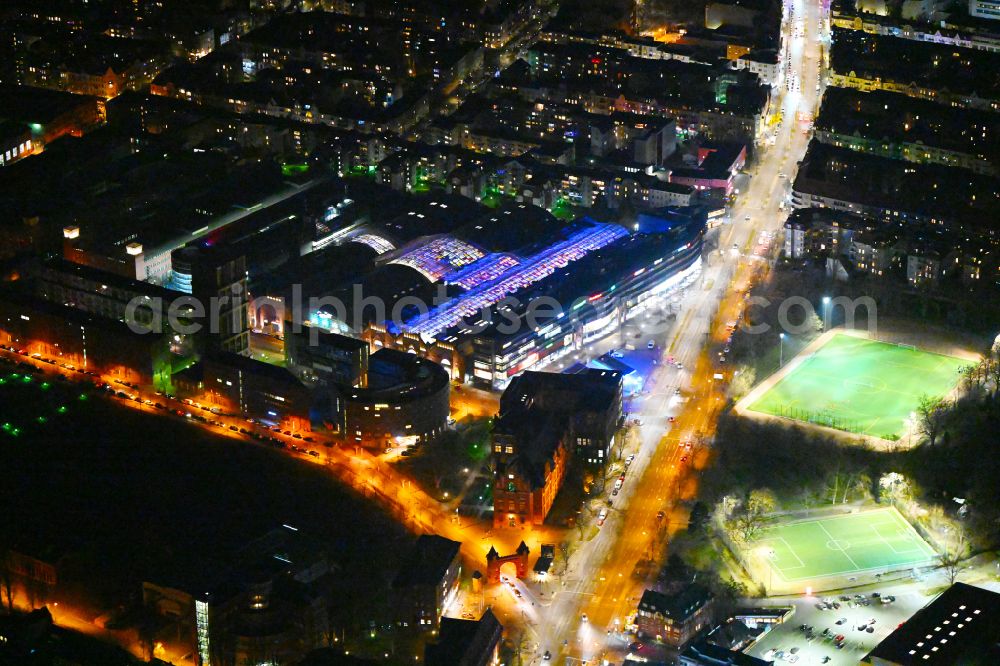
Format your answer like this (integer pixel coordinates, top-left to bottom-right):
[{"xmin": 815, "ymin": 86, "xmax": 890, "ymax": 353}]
[{"xmin": 746, "ymin": 585, "xmax": 933, "ymax": 665}]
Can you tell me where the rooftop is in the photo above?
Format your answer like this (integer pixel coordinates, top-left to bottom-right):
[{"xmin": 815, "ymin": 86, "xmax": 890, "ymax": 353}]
[
  {"xmin": 793, "ymin": 140, "xmax": 1000, "ymax": 229},
  {"xmin": 494, "ymin": 369, "xmax": 623, "ymax": 487},
  {"xmin": 681, "ymin": 640, "xmax": 772, "ymax": 666},
  {"xmin": 815, "ymin": 86, "xmax": 1000, "ymax": 168},
  {"xmin": 638, "ymin": 584, "xmax": 714, "ymax": 623},
  {"xmin": 830, "ymin": 27, "xmax": 1000, "ymax": 102},
  {"xmin": 391, "ymin": 535, "xmax": 462, "ymax": 589},
  {"xmin": 424, "ymin": 609, "xmax": 503, "ymax": 666},
  {"xmin": 864, "ymin": 583, "xmax": 1000, "ymax": 665},
  {"xmin": 0, "ymin": 84, "xmax": 101, "ymax": 125}
]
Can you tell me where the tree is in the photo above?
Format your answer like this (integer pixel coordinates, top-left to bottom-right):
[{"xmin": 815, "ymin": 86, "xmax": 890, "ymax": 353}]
[
  {"xmin": 557, "ymin": 541, "xmax": 571, "ymax": 577},
  {"xmin": 747, "ymin": 489, "xmax": 777, "ymax": 515},
  {"xmin": 511, "ymin": 630, "xmax": 532, "ymax": 666},
  {"xmin": 688, "ymin": 501, "xmax": 709, "ymax": 534},
  {"xmin": 614, "ymin": 424, "xmax": 632, "ymax": 460},
  {"xmin": 939, "ymin": 540, "xmax": 969, "ymax": 586},
  {"xmin": 729, "ymin": 511, "xmax": 766, "ymax": 543},
  {"xmin": 726, "ymin": 489, "xmax": 777, "ymax": 543},
  {"xmin": 917, "ymin": 395, "xmax": 949, "ymax": 446}
]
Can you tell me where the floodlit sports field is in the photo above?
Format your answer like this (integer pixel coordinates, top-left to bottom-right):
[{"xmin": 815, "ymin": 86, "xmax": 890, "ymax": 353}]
[
  {"xmin": 747, "ymin": 334, "xmax": 968, "ymax": 439},
  {"xmin": 754, "ymin": 508, "xmax": 936, "ymax": 583}
]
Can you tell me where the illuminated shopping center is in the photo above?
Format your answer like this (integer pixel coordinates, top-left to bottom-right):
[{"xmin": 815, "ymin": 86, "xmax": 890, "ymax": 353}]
[{"xmin": 345, "ymin": 214, "xmax": 705, "ymax": 389}]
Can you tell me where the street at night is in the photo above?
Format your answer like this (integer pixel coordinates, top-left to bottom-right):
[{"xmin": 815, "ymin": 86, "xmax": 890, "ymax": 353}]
[{"xmin": 3, "ymin": 0, "xmax": 1000, "ymax": 664}]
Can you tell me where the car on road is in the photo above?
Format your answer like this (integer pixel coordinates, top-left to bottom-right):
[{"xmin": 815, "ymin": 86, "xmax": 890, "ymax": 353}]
[
  {"xmin": 835, "ymin": 617, "xmax": 846, "ymax": 625},
  {"xmin": 543, "ymin": 651, "xmax": 551, "ymax": 661},
  {"xmin": 597, "ymin": 510, "xmax": 608, "ymax": 526},
  {"xmin": 647, "ymin": 340, "xmax": 655, "ymax": 349},
  {"xmin": 625, "ymin": 454, "xmax": 635, "ymax": 466},
  {"xmin": 680, "ymin": 455, "xmax": 689, "ymax": 462}
]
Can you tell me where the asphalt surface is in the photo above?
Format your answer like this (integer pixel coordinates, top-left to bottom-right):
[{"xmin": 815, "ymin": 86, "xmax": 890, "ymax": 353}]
[{"xmin": 510, "ymin": 0, "xmax": 829, "ymax": 661}]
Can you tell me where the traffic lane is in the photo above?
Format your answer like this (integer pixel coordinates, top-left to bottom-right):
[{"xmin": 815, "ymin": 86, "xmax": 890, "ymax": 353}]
[{"xmin": 540, "ymin": 0, "xmax": 823, "ymax": 650}]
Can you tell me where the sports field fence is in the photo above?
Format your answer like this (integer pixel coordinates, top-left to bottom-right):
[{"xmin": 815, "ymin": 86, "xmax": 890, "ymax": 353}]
[{"xmin": 774, "ymin": 403, "xmax": 865, "ymax": 434}]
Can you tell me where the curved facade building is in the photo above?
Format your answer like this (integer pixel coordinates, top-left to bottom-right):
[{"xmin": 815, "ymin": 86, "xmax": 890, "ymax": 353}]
[{"xmin": 337, "ymin": 348, "xmax": 450, "ymax": 449}]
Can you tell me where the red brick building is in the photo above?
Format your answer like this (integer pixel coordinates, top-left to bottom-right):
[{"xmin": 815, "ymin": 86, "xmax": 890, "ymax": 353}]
[
  {"xmin": 636, "ymin": 585, "xmax": 715, "ymax": 649},
  {"xmin": 491, "ymin": 370, "xmax": 622, "ymax": 528}
]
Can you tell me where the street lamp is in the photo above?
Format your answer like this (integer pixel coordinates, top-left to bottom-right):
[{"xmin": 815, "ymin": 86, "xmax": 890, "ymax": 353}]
[{"xmin": 779, "ymin": 333, "xmax": 786, "ymax": 368}]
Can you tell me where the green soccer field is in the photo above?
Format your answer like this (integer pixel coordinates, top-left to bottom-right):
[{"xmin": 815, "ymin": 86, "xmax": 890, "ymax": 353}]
[
  {"xmin": 754, "ymin": 508, "xmax": 937, "ymax": 582},
  {"xmin": 747, "ymin": 334, "xmax": 968, "ymax": 439}
]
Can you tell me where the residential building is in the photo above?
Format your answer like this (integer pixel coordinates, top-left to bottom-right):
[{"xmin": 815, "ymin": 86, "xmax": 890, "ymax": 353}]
[
  {"xmin": 829, "ymin": 28, "xmax": 1000, "ymax": 109},
  {"xmin": 791, "ymin": 140, "xmax": 1000, "ymax": 233},
  {"xmin": 635, "ymin": 585, "xmax": 715, "ymax": 649},
  {"xmin": 492, "ymin": 370, "xmax": 623, "ymax": 527},
  {"xmin": 0, "ymin": 85, "xmax": 105, "ymax": 151},
  {"xmin": 970, "ymin": 0, "xmax": 1000, "ymax": 20},
  {"xmin": 173, "ymin": 352, "xmax": 317, "ymax": 432},
  {"xmin": 424, "ymin": 609, "xmax": 503, "ymax": 666},
  {"xmin": 831, "ymin": 1, "xmax": 1000, "ymax": 53},
  {"xmin": 391, "ymin": 535, "xmax": 462, "ymax": 632},
  {"xmin": 814, "ymin": 87, "xmax": 1000, "ymax": 175},
  {"xmin": 0, "ymin": 121, "xmax": 34, "ymax": 166},
  {"xmin": 143, "ymin": 525, "xmax": 334, "ymax": 666}
]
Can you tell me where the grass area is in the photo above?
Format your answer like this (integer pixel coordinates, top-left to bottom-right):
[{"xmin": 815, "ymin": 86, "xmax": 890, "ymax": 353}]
[
  {"xmin": 280, "ymin": 162, "xmax": 309, "ymax": 176},
  {"xmin": 0, "ymin": 359, "xmax": 409, "ymax": 625},
  {"xmin": 550, "ymin": 197, "xmax": 577, "ymax": 221},
  {"xmin": 747, "ymin": 334, "xmax": 968, "ymax": 439},
  {"xmin": 0, "ymin": 369, "xmax": 78, "ymax": 437},
  {"xmin": 480, "ymin": 187, "xmax": 513, "ymax": 209},
  {"xmin": 393, "ymin": 418, "xmax": 491, "ymax": 499},
  {"xmin": 754, "ymin": 508, "xmax": 936, "ymax": 582}
]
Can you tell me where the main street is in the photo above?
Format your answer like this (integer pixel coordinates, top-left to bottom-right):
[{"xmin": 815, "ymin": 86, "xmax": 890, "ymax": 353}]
[{"xmin": 521, "ymin": 0, "xmax": 829, "ymax": 661}]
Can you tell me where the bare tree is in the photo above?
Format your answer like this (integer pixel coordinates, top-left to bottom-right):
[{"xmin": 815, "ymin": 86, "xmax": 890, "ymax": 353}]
[
  {"xmin": 917, "ymin": 395, "xmax": 949, "ymax": 446},
  {"xmin": 614, "ymin": 423, "xmax": 633, "ymax": 460},
  {"xmin": 557, "ymin": 541, "xmax": 571, "ymax": 577},
  {"xmin": 939, "ymin": 540, "xmax": 969, "ymax": 586},
  {"xmin": 726, "ymin": 489, "xmax": 777, "ymax": 543}
]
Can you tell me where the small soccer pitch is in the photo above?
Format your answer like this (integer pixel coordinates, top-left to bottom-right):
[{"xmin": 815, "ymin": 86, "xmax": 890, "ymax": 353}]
[
  {"xmin": 753, "ymin": 507, "xmax": 936, "ymax": 584},
  {"xmin": 746, "ymin": 333, "xmax": 968, "ymax": 440}
]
